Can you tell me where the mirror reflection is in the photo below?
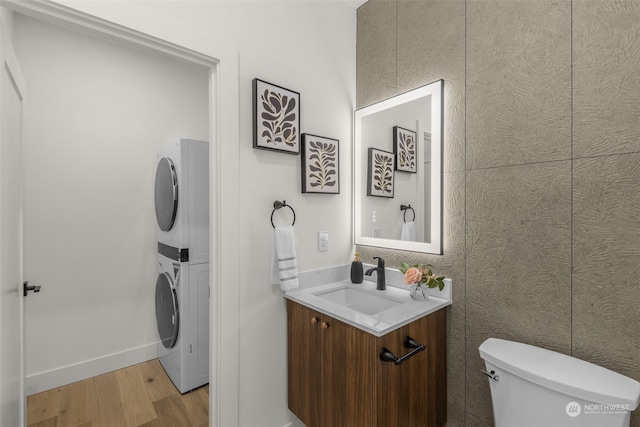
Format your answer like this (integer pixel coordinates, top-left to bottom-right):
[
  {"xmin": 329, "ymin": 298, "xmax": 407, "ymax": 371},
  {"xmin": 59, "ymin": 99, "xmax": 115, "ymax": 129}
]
[{"xmin": 354, "ymin": 80, "xmax": 443, "ymax": 254}]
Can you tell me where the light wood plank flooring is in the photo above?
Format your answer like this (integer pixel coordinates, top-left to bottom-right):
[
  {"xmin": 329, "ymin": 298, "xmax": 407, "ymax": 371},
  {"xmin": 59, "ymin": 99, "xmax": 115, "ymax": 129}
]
[{"xmin": 27, "ymin": 359, "xmax": 209, "ymax": 427}]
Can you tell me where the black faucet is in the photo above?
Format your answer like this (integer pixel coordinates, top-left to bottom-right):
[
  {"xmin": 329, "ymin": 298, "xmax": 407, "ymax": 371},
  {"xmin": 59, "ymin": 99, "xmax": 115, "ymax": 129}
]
[{"xmin": 365, "ymin": 256, "xmax": 386, "ymax": 290}]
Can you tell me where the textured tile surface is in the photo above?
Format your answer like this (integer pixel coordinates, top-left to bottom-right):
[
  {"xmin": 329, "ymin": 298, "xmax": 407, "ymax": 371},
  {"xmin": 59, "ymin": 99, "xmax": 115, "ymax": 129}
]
[
  {"xmin": 465, "ymin": 162, "xmax": 572, "ymax": 423},
  {"xmin": 356, "ymin": 0, "xmax": 397, "ymax": 109},
  {"xmin": 465, "ymin": 411, "xmax": 492, "ymax": 427},
  {"xmin": 397, "ymin": 0, "xmax": 466, "ymax": 173},
  {"xmin": 442, "ymin": 172, "xmax": 466, "ymax": 426},
  {"xmin": 572, "ymin": 153, "xmax": 640, "ymax": 380},
  {"xmin": 466, "ymin": 0, "xmax": 571, "ymax": 170},
  {"xmin": 573, "ymin": 1, "xmax": 640, "ymax": 158},
  {"xmin": 443, "ymin": 171, "xmax": 466, "ymax": 245}
]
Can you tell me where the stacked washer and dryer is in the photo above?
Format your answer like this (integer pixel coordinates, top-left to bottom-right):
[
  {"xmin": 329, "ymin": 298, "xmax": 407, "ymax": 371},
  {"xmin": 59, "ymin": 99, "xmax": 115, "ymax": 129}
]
[{"xmin": 154, "ymin": 138, "xmax": 209, "ymax": 393}]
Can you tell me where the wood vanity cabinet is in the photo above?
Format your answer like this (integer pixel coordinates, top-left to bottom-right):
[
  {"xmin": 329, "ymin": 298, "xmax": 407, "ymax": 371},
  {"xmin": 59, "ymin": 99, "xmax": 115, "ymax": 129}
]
[{"xmin": 287, "ymin": 299, "xmax": 446, "ymax": 427}]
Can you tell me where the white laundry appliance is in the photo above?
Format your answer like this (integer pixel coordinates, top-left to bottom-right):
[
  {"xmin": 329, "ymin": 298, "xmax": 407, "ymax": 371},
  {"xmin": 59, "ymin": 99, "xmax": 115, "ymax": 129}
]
[
  {"xmin": 155, "ymin": 138, "xmax": 209, "ymax": 260},
  {"xmin": 154, "ymin": 138, "xmax": 209, "ymax": 393},
  {"xmin": 155, "ymin": 253, "xmax": 209, "ymax": 393}
]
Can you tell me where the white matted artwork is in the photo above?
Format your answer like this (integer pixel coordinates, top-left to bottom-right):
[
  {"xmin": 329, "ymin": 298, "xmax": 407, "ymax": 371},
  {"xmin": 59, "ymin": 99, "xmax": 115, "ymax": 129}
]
[
  {"xmin": 393, "ymin": 126, "xmax": 417, "ymax": 173},
  {"xmin": 301, "ymin": 133, "xmax": 340, "ymax": 194},
  {"xmin": 367, "ymin": 147, "xmax": 394, "ymax": 198},
  {"xmin": 252, "ymin": 78, "xmax": 300, "ymax": 154}
]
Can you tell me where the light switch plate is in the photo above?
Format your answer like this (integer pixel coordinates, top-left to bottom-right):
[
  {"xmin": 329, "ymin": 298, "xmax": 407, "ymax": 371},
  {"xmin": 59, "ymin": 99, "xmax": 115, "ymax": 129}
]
[{"xmin": 318, "ymin": 231, "xmax": 329, "ymax": 252}]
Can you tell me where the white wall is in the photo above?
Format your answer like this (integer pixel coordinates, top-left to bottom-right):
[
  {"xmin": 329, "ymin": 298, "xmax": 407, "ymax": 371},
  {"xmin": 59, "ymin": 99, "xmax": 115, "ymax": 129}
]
[
  {"xmin": 24, "ymin": 2, "xmax": 356, "ymax": 426},
  {"xmin": 0, "ymin": 8, "xmax": 14, "ymax": 39},
  {"xmin": 15, "ymin": 15, "xmax": 209, "ymax": 391}
]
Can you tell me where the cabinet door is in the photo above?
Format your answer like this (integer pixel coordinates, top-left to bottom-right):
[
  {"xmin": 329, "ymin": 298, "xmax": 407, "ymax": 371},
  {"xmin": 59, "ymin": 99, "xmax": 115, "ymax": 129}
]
[
  {"xmin": 320, "ymin": 315, "xmax": 374, "ymax": 427},
  {"xmin": 287, "ymin": 300, "xmax": 322, "ymax": 424},
  {"xmin": 424, "ymin": 309, "xmax": 447, "ymax": 427},
  {"xmin": 374, "ymin": 309, "xmax": 447, "ymax": 427},
  {"xmin": 288, "ymin": 301, "xmax": 375, "ymax": 427}
]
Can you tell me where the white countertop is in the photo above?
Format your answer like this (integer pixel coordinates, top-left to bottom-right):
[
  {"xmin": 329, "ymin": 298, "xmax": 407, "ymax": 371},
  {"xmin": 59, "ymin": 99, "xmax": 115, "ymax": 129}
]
[{"xmin": 284, "ymin": 278, "xmax": 452, "ymax": 337}]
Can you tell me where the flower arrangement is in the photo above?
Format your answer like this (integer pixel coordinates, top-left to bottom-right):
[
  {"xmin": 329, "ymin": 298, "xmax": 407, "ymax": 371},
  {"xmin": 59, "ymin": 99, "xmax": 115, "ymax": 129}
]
[{"xmin": 399, "ymin": 262, "xmax": 445, "ymax": 291}]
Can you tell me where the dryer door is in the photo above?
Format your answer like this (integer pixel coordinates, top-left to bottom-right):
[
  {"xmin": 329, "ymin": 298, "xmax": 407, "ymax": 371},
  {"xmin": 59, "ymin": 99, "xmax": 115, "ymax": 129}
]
[
  {"xmin": 155, "ymin": 272, "xmax": 179, "ymax": 349},
  {"xmin": 155, "ymin": 157, "xmax": 178, "ymax": 232}
]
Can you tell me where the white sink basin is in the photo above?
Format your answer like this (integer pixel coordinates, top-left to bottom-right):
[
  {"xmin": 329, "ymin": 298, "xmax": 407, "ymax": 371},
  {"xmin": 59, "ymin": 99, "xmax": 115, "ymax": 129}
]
[{"xmin": 313, "ymin": 286, "xmax": 405, "ymax": 315}]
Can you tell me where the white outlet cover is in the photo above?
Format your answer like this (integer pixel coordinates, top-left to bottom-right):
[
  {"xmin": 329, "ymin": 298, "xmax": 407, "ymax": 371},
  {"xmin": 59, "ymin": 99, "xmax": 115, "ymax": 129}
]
[{"xmin": 318, "ymin": 231, "xmax": 329, "ymax": 252}]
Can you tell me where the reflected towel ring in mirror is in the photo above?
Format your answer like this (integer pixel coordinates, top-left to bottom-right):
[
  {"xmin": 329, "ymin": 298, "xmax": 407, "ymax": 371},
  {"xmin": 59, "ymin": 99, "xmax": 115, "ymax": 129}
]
[
  {"xmin": 400, "ymin": 204, "xmax": 416, "ymax": 223},
  {"xmin": 271, "ymin": 200, "xmax": 296, "ymax": 228}
]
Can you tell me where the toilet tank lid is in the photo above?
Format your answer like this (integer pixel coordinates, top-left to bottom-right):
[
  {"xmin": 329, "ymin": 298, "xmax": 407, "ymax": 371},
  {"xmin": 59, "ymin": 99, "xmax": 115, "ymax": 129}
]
[{"xmin": 479, "ymin": 338, "xmax": 640, "ymax": 409}]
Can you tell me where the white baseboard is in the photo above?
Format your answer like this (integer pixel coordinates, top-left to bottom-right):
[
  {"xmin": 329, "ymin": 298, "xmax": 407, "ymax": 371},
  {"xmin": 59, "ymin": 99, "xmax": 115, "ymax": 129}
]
[{"xmin": 26, "ymin": 342, "xmax": 159, "ymax": 395}]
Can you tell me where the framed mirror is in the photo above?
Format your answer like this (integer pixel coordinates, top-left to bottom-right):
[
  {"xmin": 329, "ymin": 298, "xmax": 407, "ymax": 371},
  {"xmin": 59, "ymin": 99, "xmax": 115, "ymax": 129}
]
[{"xmin": 354, "ymin": 80, "xmax": 443, "ymax": 254}]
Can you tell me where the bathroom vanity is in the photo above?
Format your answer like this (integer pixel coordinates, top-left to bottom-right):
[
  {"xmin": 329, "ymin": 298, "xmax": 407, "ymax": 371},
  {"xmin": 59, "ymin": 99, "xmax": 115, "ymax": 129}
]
[{"xmin": 286, "ymin": 279, "xmax": 449, "ymax": 427}]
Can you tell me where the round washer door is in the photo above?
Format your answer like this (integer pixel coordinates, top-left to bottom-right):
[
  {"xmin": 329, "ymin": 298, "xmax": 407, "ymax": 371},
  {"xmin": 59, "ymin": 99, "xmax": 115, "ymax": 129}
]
[
  {"xmin": 154, "ymin": 157, "xmax": 178, "ymax": 232},
  {"xmin": 155, "ymin": 272, "xmax": 179, "ymax": 349}
]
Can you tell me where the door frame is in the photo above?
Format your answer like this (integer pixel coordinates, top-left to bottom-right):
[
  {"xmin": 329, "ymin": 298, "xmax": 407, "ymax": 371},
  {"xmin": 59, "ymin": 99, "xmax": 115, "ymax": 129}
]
[
  {"xmin": 0, "ymin": 12, "xmax": 27, "ymax": 426},
  {"xmin": 0, "ymin": 1, "xmax": 241, "ymax": 426}
]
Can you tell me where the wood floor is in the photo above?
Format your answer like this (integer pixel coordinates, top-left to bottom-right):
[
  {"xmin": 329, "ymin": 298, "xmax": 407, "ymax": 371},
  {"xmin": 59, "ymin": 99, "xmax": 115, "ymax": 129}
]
[{"xmin": 27, "ymin": 359, "xmax": 209, "ymax": 427}]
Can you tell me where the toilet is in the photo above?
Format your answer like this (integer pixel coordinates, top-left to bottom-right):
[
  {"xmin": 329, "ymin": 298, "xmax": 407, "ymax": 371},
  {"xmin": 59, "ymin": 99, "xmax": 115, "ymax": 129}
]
[{"xmin": 479, "ymin": 338, "xmax": 640, "ymax": 427}]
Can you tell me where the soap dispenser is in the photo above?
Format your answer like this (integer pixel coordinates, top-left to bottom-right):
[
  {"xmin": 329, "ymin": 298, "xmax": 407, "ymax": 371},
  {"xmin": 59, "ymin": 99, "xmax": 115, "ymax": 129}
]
[{"xmin": 351, "ymin": 252, "xmax": 363, "ymax": 284}]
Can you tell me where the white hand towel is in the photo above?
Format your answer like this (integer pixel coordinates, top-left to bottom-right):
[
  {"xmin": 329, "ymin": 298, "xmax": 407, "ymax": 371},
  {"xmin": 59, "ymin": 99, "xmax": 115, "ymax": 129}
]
[
  {"xmin": 401, "ymin": 221, "xmax": 416, "ymax": 241},
  {"xmin": 271, "ymin": 226, "xmax": 299, "ymax": 291}
]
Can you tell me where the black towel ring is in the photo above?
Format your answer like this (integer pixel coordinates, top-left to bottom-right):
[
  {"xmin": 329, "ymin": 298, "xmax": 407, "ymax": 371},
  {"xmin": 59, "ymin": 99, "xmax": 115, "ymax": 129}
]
[
  {"xmin": 400, "ymin": 204, "xmax": 416, "ymax": 223},
  {"xmin": 271, "ymin": 200, "xmax": 296, "ymax": 228}
]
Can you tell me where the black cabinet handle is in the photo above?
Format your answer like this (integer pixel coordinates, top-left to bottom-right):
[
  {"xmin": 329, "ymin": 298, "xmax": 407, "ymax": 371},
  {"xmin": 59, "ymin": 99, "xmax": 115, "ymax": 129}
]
[
  {"xmin": 23, "ymin": 281, "xmax": 42, "ymax": 297},
  {"xmin": 379, "ymin": 336, "xmax": 426, "ymax": 365}
]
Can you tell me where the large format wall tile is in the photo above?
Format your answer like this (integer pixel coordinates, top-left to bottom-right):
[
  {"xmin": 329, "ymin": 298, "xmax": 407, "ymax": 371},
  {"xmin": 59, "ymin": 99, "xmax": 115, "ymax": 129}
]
[
  {"xmin": 465, "ymin": 162, "xmax": 572, "ymax": 424},
  {"xmin": 573, "ymin": 153, "xmax": 640, "ymax": 393},
  {"xmin": 397, "ymin": 0, "xmax": 466, "ymax": 173},
  {"xmin": 440, "ymin": 172, "xmax": 466, "ymax": 427},
  {"xmin": 573, "ymin": 1, "xmax": 640, "ymax": 158},
  {"xmin": 465, "ymin": 412, "xmax": 492, "ymax": 427},
  {"xmin": 466, "ymin": 0, "xmax": 571, "ymax": 170},
  {"xmin": 356, "ymin": 0, "xmax": 397, "ymax": 108}
]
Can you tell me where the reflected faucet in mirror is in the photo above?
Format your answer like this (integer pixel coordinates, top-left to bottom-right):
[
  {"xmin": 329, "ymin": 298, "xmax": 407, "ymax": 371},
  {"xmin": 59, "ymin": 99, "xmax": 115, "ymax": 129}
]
[{"xmin": 354, "ymin": 80, "xmax": 443, "ymax": 254}]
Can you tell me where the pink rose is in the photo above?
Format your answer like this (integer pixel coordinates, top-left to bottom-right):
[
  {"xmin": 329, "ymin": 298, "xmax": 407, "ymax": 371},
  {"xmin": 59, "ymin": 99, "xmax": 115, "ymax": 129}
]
[{"xmin": 404, "ymin": 267, "xmax": 422, "ymax": 285}]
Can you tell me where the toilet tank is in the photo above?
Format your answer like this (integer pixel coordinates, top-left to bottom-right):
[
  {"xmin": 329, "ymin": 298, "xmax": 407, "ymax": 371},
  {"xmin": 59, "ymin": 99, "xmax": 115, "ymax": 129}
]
[{"xmin": 479, "ymin": 338, "xmax": 640, "ymax": 427}]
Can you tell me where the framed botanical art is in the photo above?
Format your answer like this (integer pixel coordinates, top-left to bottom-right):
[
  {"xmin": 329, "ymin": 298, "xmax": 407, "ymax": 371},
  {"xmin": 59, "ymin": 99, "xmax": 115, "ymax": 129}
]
[
  {"xmin": 393, "ymin": 126, "xmax": 417, "ymax": 173},
  {"xmin": 301, "ymin": 134, "xmax": 340, "ymax": 194},
  {"xmin": 367, "ymin": 147, "xmax": 394, "ymax": 198},
  {"xmin": 252, "ymin": 78, "xmax": 300, "ymax": 154}
]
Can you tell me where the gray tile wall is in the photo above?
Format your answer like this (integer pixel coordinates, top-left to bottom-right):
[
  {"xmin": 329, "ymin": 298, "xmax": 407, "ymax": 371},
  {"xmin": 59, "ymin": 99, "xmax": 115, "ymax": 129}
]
[{"xmin": 357, "ymin": 0, "xmax": 640, "ymax": 425}]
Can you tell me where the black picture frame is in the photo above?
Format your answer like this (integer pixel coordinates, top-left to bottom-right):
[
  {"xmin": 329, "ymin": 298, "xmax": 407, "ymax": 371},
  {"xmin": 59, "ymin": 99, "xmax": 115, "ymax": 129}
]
[
  {"xmin": 301, "ymin": 134, "xmax": 340, "ymax": 194},
  {"xmin": 367, "ymin": 147, "xmax": 394, "ymax": 198},
  {"xmin": 252, "ymin": 78, "xmax": 300, "ymax": 154},
  {"xmin": 393, "ymin": 126, "xmax": 417, "ymax": 173}
]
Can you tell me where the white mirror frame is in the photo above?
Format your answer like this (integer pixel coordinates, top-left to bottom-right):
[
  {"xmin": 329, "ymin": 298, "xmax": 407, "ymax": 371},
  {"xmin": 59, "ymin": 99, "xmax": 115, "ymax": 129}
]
[{"xmin": 354, "ymin": 80, "xmax": 443, "ymax": 254}]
